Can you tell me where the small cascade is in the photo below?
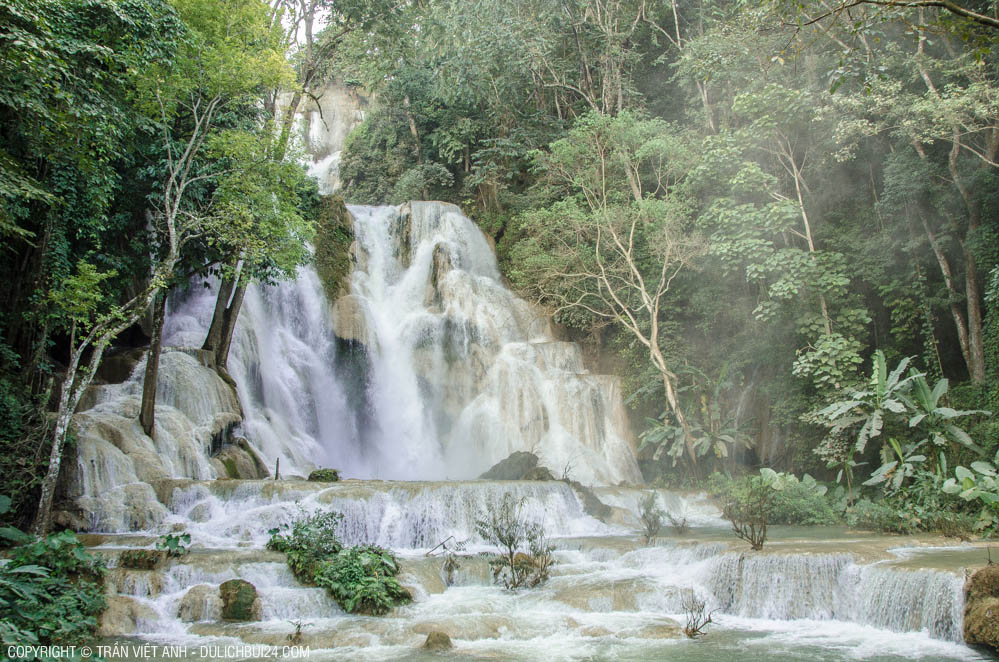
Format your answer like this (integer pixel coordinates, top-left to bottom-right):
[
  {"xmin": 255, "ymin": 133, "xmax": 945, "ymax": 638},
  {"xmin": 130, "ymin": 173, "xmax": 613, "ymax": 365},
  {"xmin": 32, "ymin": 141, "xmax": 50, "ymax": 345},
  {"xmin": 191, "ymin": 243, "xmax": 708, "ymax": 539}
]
[{"xmin": 158, "ymin": 479, "xmax": 609, "ymax": 549}]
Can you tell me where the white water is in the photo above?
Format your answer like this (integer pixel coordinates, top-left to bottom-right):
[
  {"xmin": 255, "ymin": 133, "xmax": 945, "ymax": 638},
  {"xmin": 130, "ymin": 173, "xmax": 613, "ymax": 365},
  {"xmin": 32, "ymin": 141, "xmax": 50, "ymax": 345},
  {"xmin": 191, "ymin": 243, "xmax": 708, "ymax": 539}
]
[
  {"xmin": 96, "ymin": 482, "xmax": 985, "ymax": 661},
  {"xmin": 161, "ymin": 202, "xmax": 641, "ymax": 485}
]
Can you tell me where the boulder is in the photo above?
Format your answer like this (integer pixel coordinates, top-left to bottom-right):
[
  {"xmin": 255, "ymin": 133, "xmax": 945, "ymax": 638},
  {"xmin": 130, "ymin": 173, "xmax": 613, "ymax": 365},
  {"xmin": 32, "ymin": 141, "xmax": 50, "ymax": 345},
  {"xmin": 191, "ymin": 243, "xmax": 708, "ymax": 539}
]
[
  {"xmin": 422, "ymin": 631, "xmax": 453, "ymax": 651},
  {"xmin": 523, "ymin": 466, "xmax": 555, "ymax": 481},
  {"xmin": 965, "ymin": 564, "xmax": 999, "ymax": 648},
  {"xmin": 98, "ymin": 596, "xmax": 158, "ymax": 636},
  {"xmin": 178, "ymin": 584, "xmax": 223, "ymax": 622},
  {"xmin": 308, "ymin": 468, "xmax": 340, "ymax": 482},
  {"xmin": 219, "ymin": 579, "xmax": 262, "ymax": 621},
  {"xmin": 479, "ymin": 452, "xmax": 540, "ymax": 480},
  {"xmin": 213, "ymin": 438, "xmax": 269, "ymax": 479}
]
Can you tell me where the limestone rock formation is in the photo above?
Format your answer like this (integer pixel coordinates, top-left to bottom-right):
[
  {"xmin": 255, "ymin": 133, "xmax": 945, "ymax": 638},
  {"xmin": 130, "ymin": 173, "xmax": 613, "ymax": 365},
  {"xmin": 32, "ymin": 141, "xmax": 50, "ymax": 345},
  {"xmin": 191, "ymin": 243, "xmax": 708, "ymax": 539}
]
[
  {"xmin": 220, "ymin": 579, "xmax": 261, "ymax": 621},
  {"xmin": 479, "ymin": 451, "xmax": 541, "ymax": 480},
  {"xmin": 964, "ymin": 564, "xmax": 999, "ymax": 649},
  {"xmin": 178, "ymin": 584, "xmax": 223, "ymax": 622},
  {"xmin": 212, "ymin": 437, "xmax": 270, "ymax": 479},
  {"xmin": 422, "ymin": 631, "xmax": 454, "ymax": 650}
]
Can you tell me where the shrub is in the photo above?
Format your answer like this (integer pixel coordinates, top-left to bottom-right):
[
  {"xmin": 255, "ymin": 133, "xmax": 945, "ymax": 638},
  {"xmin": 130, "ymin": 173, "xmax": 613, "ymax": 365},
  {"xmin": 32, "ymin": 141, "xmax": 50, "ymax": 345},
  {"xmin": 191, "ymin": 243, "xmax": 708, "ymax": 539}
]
[
  {"xmin": 768, "ymin": 479, "xmax": 840, "ymax": 526},
  {"xmin": 475, "ymin": 494, "xmax": 554, "ymax": 589},
  {"xmin": 314, "ymin": 546, "xmax": 411, "ymax": 615},
  {"xmin": 267, "ymin": 510, "xmax": 410, "ymax": 615},
  {"xmin": 156, "ymin": 532, "xmax": 191, "ymax": 557},
  {"xmin": 0, "ymin": 529, "xmax": 106, "ymax": 647},
  {"xmin": 267, "ymin": 510, "xmax": 344, "ymax": 580},
  {"xmin": 639, "ymin": 491, "xmax": 664, "ymax": 541},
  {"xmin": 846, "ymin": 499, "xmax": 917, "ymax": 534},
  {"xmin": 307, "ymin": 468, "xmax": 340, "ymax": 482}
]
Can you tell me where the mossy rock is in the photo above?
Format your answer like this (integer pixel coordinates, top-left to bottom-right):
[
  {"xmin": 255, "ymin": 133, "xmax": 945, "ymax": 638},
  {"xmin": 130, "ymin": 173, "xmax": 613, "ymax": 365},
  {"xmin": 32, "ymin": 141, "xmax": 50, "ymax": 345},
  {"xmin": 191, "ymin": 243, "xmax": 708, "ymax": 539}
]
[
  {"xmin": 965, "ymin": 565, "xmax": 999, "ymax": 648},
  {"xmin": 308, "ymin": 468, "xmax": 340, "ymax": 482},
  {"xmin": 523, "ymin": 466, "xmax": 555, "ymax": 481},
  {"xmin": 479, "ymin": 451, "xmax": 539, "ymax": 480},
  {"xmin": 315, "ymin": 195, "xmax": 354, "ymax": 301},
  {"xmin": 118, "ymin": 549, "xmax": 167, "ymax": 570},
  {"xmin": 219, "ymin": 579, "xmax": 261, "ymax": 621}
]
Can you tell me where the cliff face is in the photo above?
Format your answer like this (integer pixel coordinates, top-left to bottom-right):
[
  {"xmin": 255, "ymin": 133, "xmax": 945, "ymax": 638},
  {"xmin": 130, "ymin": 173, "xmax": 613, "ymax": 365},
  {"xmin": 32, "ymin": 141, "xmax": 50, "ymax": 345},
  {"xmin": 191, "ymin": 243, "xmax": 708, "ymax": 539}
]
[{"xmin": 301, "ymin": 83, "xmax": 371, "ymax": 194}]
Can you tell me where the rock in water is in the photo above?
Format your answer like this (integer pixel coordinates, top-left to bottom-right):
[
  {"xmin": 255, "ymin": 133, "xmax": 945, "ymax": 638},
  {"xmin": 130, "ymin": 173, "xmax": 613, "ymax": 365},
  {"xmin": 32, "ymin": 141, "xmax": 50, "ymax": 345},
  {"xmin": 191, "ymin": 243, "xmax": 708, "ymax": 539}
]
[
  {"xmin": 178, "ymin": 584, "xmax": 223, "ymax": 622},
  {"xmin": 308, "ymin": 468, "xmax": 340, "ymax": 482},
  {"xmin": 422, "ymin": 631, "xmax": 453, "ymax": 650},
  {"xmin": 964, "ymin": 564, "xmax": 999, "ymax": 648},
  {"xmin": 219, "ymin": 579, "xmax": 261, "ymax": 621},
  {"xmin": 479, "ymin": 451, "xmax": 540, "ymax": 480}
]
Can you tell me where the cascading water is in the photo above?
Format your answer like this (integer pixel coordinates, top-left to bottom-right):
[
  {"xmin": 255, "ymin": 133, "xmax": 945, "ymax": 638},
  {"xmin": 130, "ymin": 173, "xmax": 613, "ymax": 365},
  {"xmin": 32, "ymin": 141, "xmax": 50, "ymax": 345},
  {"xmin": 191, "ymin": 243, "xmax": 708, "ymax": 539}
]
[
  {"xmin": 65, "ymin": 86, "xmax": 996, "ymax": 661},
  {"xmin": 161, "ymin": 201, "xmax": 642, "ymax": 485}
]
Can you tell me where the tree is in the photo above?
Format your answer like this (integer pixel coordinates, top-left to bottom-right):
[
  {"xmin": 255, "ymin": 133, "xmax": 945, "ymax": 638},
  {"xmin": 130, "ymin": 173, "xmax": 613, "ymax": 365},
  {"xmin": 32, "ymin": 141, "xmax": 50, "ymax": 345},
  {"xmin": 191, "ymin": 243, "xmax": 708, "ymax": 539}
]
[
  {"xmin": 33, "ymin": 0, "xmax": 292, "ymax": 533},
  {"xmin": 509, "ymin": 111, "xmax": 704, "ymax": 467}
]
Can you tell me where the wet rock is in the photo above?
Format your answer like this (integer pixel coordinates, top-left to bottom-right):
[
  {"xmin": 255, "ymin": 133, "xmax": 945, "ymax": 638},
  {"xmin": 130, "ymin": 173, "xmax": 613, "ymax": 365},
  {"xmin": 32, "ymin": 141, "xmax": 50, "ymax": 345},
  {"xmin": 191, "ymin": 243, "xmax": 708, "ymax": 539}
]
[
  {"xmin": 422, "ymin": 631, "xmax": 453, "ymax": 651},
  {"xmin": 581, "ymin": 625, "xmax": 613, "ymax": 637},
  {"xmin": 332, "ymin": 294, "xmax": 369, "ymax": 344},
  {"xmin": 98, "ymin": 596, "xmax": 158, "ymax": 636},
  {"xmin": 964, "ymin": 564, "xmax": 999, "ymax": 648},
  {"xmin": 567, "ymin": 479, "xmax": 612, "ymax": 521},
  {"xmin": 308, "ymin": 468, "xmax": 340, "ymax": 482},
  {"xmin": 105, "ymin": 568, "xmax": 163, "ymax": 598},
  {"xmin": 618, "ymin": 620, "xmax": 683, "ymax": 639},
  {"xmin": 118, "ymin": 549, "xmax": 167, "ymax": 570},
  {"xmin": 479, "ymin": 451, "xmax": 539, "ymax": 480},
  {"xmin": 97, "ymin": 348, "xmax": 147, "ymax": 384},
  {"xmin": 220, "ymin": 579, "xmax": 262, "ymax": 621},
  {"xmin": 552, "ymin": 577, "xmax": 645, "ymax": 612},
  {"xmin": 425, "ymin": 243, "xmax": 453, "ymax": 309},
  {"xmin": 178, "ymin": 584, "xmax": 223, "ymax": 622},
  {"xmin": 523, "ymin": 466, "xmax": 555, "ymax": 481},
  {"xmin": 213, "ymin": 438, "xmax": 269, "ymax": 479}
]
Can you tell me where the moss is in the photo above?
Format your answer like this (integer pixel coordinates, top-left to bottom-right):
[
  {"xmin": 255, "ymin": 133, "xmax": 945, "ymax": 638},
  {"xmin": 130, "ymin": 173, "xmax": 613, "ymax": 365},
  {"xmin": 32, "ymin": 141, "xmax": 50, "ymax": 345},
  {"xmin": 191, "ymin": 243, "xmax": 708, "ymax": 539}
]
[
  {"xmin": 118, "ymin": 549, "xmax": 167, "ymax": 570},
  {"xmin": 308, "ymin": 468, "xmax": 340, "ymax": 482},
  {"xmin": 223, "ymin": 458, "xmax": 238, "ymax": 479},
  {"xmin": 315, "ymin": 195, "xmax": 354, "ymax": 301},
  {"xmin": 965, "ymin": 565, "xmax": 999, "ymax": 649},
  {"xmin": 219, "ymin": 579, "xmax": 259, "ymax": 621}
]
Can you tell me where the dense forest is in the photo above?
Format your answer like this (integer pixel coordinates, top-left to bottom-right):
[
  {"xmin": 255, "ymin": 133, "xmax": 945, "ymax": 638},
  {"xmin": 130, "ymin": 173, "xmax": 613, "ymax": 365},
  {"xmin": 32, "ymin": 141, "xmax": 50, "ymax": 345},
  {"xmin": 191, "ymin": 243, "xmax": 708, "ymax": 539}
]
[
  {"xmin": 333, "ymin": 0, "xmax": 999, "ymax": 524},
  {"xmin": 2, "ymin": 0, "xmax": 999, "ymax": 542},
  {"xmin": 3, "ymin": 0, "xmax": 999, "ymax": 654}
]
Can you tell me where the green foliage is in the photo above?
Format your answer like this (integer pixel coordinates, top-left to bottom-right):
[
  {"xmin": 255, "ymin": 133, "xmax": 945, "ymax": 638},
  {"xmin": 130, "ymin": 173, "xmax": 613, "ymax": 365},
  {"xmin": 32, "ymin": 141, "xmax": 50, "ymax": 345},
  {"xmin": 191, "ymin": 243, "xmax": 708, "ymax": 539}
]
[
  {"xmin": 709, "ymin": 471, "xmax": 838, "ymax": 527},
  {"xmin": 156, "ymin": 532, "xmax": 191, "ymax": 558},
  {"xmin": 475, "ymin": 494, "xmax": 555, "ymax": 589},
  {"xmin": 816, "ymin": 350, "xmax": 991, "ymax": 491},
  {"xmin": 313, "ymin": 196, "xmax": 354, "ymax": 301},
  {"xmin": 267, "ymin": 510, "xmax": 344, "ymax": 581},
  {"xmin": 639, "ymin": 491, "xmax": 664, "ymax": 541},
  {"xmin": 267, "ymin": 510, "xmax": 410, "ymax": 615},
  {"xmin": 0, "ymin": 530, "xmax": 106, "ymax": 648},
  {"xmin": 846, "ymin": 499, "xmax": 918, "ymax": 535},
  {"xmin": 720, "ymin": 469, "xmax": 794, "ymax": 550},
  {"xmin": 307, "ymin": 468, "xmax": 341, "ymax": 482},
  {"xmin": 943, "ymin": 456, "xmax": 999, "ymax": 533},
  {"xmin": 313, "ymin": 546, "xmax": 411, "ymax": 615},
  {"xmin": 639, "ymin": 364, "xmax": 754, "ymax": 477}
]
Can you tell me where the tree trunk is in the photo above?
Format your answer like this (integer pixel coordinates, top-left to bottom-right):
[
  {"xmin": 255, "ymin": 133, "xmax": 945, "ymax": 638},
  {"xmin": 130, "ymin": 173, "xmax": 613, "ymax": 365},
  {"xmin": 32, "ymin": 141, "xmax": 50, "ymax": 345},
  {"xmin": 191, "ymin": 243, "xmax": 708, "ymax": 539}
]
[
  {"xmin": 202, "ymin": 277, "xmax": 236, "ymax": 355},
  {"xmin": 215, "ymin": 282, "xmax": 247, "ymax": 374},
  {"xmin": 140, "ymin": 292, "xmax": 168, "ymax": 437},
  {"xmin": 963, "ymin": 242, "xmax": 987, "ymax": 383}
]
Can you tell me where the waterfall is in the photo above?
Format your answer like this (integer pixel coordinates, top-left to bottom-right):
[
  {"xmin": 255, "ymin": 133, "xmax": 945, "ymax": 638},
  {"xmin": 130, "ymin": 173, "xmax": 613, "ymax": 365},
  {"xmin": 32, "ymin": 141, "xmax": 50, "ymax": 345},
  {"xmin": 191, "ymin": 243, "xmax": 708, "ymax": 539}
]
[{"xmin": 162, "ymin": 202, "xmax": 642, "ymax": 485}]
